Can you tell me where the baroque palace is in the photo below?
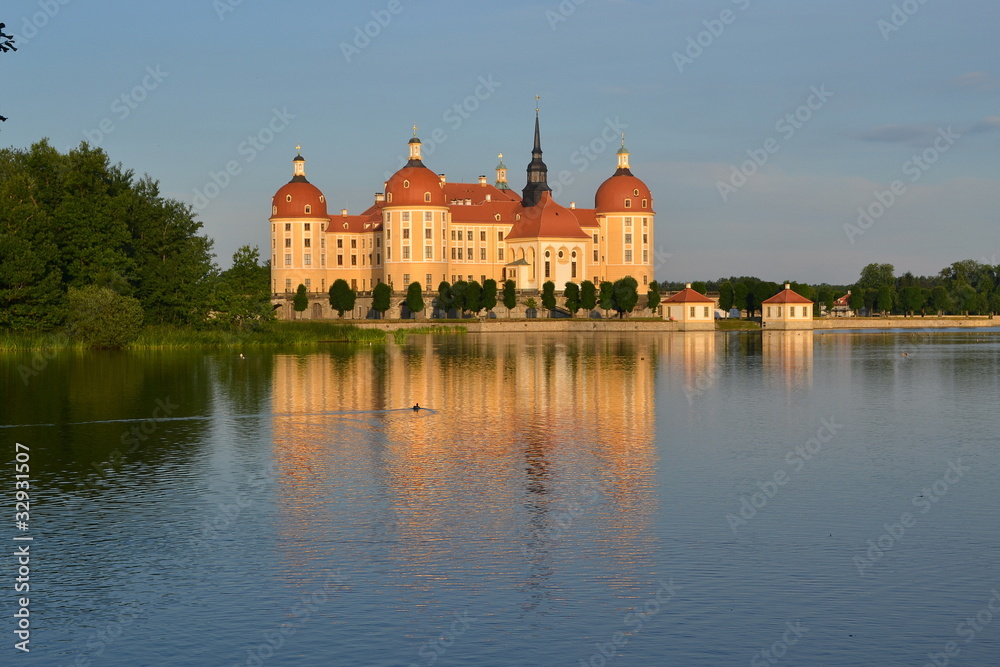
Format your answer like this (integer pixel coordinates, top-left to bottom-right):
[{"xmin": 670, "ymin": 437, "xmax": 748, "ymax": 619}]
[{"xmin": 269, "ymin": 112, "xmax": 656, "ymax": 299}]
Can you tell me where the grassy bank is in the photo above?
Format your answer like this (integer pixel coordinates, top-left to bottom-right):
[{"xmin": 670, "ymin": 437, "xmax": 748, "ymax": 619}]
[
  {"xmin": 0, "ymin": 321, "xmax": 386, "ymax": 351},
  {"xmin": 392, "ymin": 325, "xmax": 468, "ymax": 343}
]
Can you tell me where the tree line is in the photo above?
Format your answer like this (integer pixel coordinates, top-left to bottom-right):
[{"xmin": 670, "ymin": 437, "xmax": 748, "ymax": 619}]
[
  {"xmin": 0, "ymin": 141, "xmax": 273, "ymax": 345},
  {"xmin": 322, "ymin": 276, "xmax": 658, "ymax": 319}
]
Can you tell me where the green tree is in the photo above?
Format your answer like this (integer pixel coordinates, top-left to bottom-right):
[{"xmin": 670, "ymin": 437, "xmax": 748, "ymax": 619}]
[
  {"xmin": 436, "ymin": 281, "xmax": 454, "ymax": 318},
  {"xmin": 523, "ymin": 296, "xmax": 537, "ymax": 316},
  {"xmin": 481, "ymin": 279, "xmax": 498, "ymax": 315},
  {"xmin": 329, "ymin": 279, "xmax": 356, "ymax": 318},
  {"xmin": 215, "ymin": 245, "xmax": 274, "ymax": 329},
  {"xmin": 858, "ymin": 263, "xmax": 895, "ymax": 291},
  {"xmin": 598, "ymin": 281, "xmax": 615, "ymax": 316},
  {"xmin": 372, "ymin": 282, "xmax": 391, "ymax": 319},
  {"xmin": 293, "ymin": 284, "xmax": 309, "ymax": 317},
  {"xmin": 66, "ymin": 285, "xmax": 144, "ymax": 349},
  {"xmin": 0, "ymin": 23, "xmax": 14, "ymax": 126},
  {"xmin": 691, "ymin": 281, "xmax": 708, "ymax": 295},
  {"xmin": 646, "ymin": 281, "xmax": 661, "ymax": 315},
  {"xmin": 848, "ymin": 289, "xmax": 864, "ymax": 315},
  {"xmin": 580, "ymin": 280, "xmax": 597, "ymax": 313},
  {"xmin": 452, "ymin": 280, "xmax": 469, "ymax": 316},
  {"xmin": 899, "ymin": 286, "xmax": 925, "ymax": 316},
  {"xmin": 930, "ymin": 286, "xmax": 952, "ymax": 315},
  {"xmin": 466, "ymin": 280, "xmax": 483, "ymax": 315},
  {"xmin": 541, "ymin": 281, "xmax": 556, "ymax": 314},
  {"xmin": 563, "ymin": 281, "xmax": 581, "ymax": 316},
  {"xmin": 718, "ymin": 280, "xmax": 734, "ymax": 312},
  {"xmin": 733, "ymin": 282, "xmax": 748, "ymax": 317},
  {"xmin": 502, "ymin": 279, "xmax": 517, "ymax": 317},
  {"xmin": 876, "ymin": 285, "xmax": 895, "ymax": 315},
  {"xmin": 612, "ymin": 276, "xmax": 639, "ymax": 318},
  {"xmin": 405, "ymin": 282, "xmax": 424, "ymax": 319}
]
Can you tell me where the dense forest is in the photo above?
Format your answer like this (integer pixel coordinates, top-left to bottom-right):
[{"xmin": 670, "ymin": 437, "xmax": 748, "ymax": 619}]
[{"xmin": 0, "ymin": 140, "xmax": 272, "ymax": 341}]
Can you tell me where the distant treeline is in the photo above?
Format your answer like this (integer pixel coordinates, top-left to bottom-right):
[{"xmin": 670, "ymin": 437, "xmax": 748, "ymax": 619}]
[
  {"xmin": 0, "ymin": 141, "xmax": 273, "ymax": 343},
  {"xmin": 676, "ymin": 261, "xmax": 1000, "ymax": 316}
]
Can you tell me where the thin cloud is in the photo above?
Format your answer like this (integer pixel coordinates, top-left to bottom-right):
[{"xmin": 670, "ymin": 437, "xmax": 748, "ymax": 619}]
[
  {"xmin": 856, "ymin": 124, "xmax": 938, "ymax": 144},
  {"xmin": 952, "ymin": 71, "xmax": 1000, "ymax": 91},
  {"xmin": 969, "ymin": 116, "xmax": 1000, "ymax": 133}
]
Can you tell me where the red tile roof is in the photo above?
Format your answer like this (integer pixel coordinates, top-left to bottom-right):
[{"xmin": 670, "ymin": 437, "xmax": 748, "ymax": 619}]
[
  {"xmin": 504, "ymin": 192, "xmax": 590, "ymax": 240},
  {"xmin": 662, "ymin": 287, "xmax": 714, "ymax": 303},
  {"xmin": 763, "ymin": 287, "xmax": 813, "ymax": 304}
]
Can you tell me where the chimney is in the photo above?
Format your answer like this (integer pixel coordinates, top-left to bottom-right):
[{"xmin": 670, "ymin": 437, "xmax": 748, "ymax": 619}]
[
  {"xmin": 570, "ymin": 201, "xmax": 576, "ymax": 209},
  {"xmin": 375, "ymin": 193, "xmax": 385, "ymax": 203},
  {"xmin": 686, "ymin": 283, "xmax": 692, "ymax": 289},
  {"xmin": 438, "ymin": 173, "xmax": 447, "ymax": 184},
  {"xmin": 485, "ymin": 194, "xmax": 491, "ymax": 202},
  {"xmin": 341, "ymin": 209, "xmax": 348, "ymax": 217},
  {"xmin": 465, "ymin": 198, "xmax": 471, "ymax": 205},
  {"xmin": 785, "ymin": 283, "xmax": 791, "ymax": 290}
]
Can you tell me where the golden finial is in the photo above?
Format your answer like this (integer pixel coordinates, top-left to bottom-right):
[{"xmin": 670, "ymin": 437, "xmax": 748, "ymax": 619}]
[
  {"xmin": 621, "ymin": 133, "xmax": 625, "ymax": 148},
  {"xmin": 296, "ymin": 144, "xmax": 301, "ymax": 154},
  {"xmin": 535, "ymin": 94, "xmax": 540, "ymax": 113},
  {"xmin": 412, "ymin": 123, "xmax": 418, "ymax": 137},
  {"xmin": 498, "ymin": 152, "xmax": 503, "ymax": 161}
]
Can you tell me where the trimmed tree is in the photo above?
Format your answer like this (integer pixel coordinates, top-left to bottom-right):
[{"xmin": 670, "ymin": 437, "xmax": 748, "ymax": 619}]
[
  {"xmin": 452, "ymin": 280, "xmax": 468, "ymax": 317},
  {"xmin": 405, "ymin": 282, "xmax": 424, "ymax": 319},
  {"xmin": 436, "ymin": 281, "xmax": 454, "ymax": 318},
  {"xmin": 541, "ymin": 281, "xmax": 556, "ymax": 315},
  {"xmin": 612, "ymin": 276, "xmax": 639, "ymax": 318},
  {"xmin": 646, "ymin": 281, "xmax": 661, "ymax": 315},
  {"xmin": 293, "ymin": 284, "xmax": 309, "ymax": 318},
  {"xmin": 848, "ymin": 289, "xmax": 864, "ymax": 315},
  {"xmin": 718, "ymin": 280, "xmax": 733, "ymax": 312},
  {"xmin": 481, "ymin": 279, "xmax": 498, "ymax": 316},
  {"xmin": 502, "ymin": 279, "xmax": 517, "ymax": 317},
  {"xmin": 733, "ymin": 282, "xmax": 748, "ymax": 318},
  {"xmin": 523, "ymin": 296, "xmax": 538, "ymax": 317},
  {"xmin": 466, "ymin": 280, "xmax": 483, "ymax": 315},
  {"xmin": 563, "ymin": 281, "xmax": 581, "ymax": 316},
  {"xmin": 598, "ymin": 281, "xmax": 615, "ymax": 317},
  {"xmin": 329, "ymin": 279, "xmax": 356, "ymax": 318},
  {"xmin": 372, "ymin": 282, "xmax": 391, "ymax": 319},
  {"xmin": 580, "ymin": 280, "xmax": 597, "ymax": 315}
]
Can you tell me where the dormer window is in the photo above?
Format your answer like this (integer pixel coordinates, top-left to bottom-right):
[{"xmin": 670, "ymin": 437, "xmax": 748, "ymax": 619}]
[
  {"xmin": 304, "ymin": 205, "xmax": 312, "ymax": 214},
  {"xmin": 319, "ymin": 195, "xmax": 325, "ymax": 203},
  {"xmin": 642, "ymin": 199, "xmax": 648, "ymax": 208},
  {"xmin": 286, "ymin": 195, "xmax": 292, "ymax": 202},
  {"xmin": 387, "ymin": 193, "xmax": 393, "ymax": 203},
  {"xmin": 495, "ymin": 214, "xmax": 501, "ymax": 221},
  {"xmin": 272, "ymin": 206, "xmax": 277, "ymax": 215},
  {"xmin": 424, "ymin": 192, "xmax": 431, "ymax": 202},
  {"xmin": 403, "ymin": 180, "xmax": 410, "ymax": 188},
  {"xmin": 624, "ymin": 199, "xmax": 632, "ymax": 208},
  {"xmin": 633, "ymin": 189, "xmax": 640, "ymax": 196}
]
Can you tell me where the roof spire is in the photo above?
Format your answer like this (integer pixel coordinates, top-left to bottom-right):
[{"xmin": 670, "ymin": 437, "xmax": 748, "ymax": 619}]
[
  {"xmin": 291, "ymin": 147, "xmax": 307, "ymax": 182},
  {"xmin": 495, "ymin": 152, "xmax": 510, "ymax": 190},
  {"xmin": 522, "ymin": 99, "xmax": 551, "ymax": 206},
  {"xmin": 407, "ymin": 125, "xmax": 424, "ymax": 166}
]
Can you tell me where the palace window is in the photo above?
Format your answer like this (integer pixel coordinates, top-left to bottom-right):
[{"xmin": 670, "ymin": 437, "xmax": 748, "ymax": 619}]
[
  {"xmin": 480, "ymin": 231, "xmax": 486, "ymax": 242},
  {"xmin": 643, "ymin": 234, "xmax": 648, "ymax": 244},
  {"xmin": 304, "ymin": 205, "xmax": 311, "ymax": 214},
  {"xmin": 402, "ymin": 212, "xmax": 410, "ymax": 222},
  {"xmin": 480, "ymin": 248, "xmax": 486, "ymax": 261},
  {"xmin": 625, "ymin": 250, "xmax": 632, "ymax": 262},
  {"xmin": 625, "ymin": 217, "xmax": 632, "ymax": 227},
  {"xmin": 425, "ymin": 228, "xmax": 432, "ymax": 239},
  {"xmin": 545, "ymin": 261, "xmax": 550, "ymax": 278},
  {"xmin": 337, "ymin": 239, "xmax": 343, "ymax": 248},
  {"xmin": 304, "ymin": 254, "xmax": 311, "ymax": 266},
  {"xmin": 451, "ymin": 230, "xmax": 457, "ymax": 240},
  {"xmin": 625, "ymin": 234, "xmax": 632, "ymax": 244},
  {"xmin": 403, "ymin": 228, "xmax": 410, "ymax": 239},
  {"xmin": 351, "ymin": 239, "xmax": 357, "ymax": 249},
  {"xmin": 285, "ymin": 223, "xmax": 291, "ymax": 231},
  {"xmin": 642, "ymin": 199, "xmax": 648, "ymax": 208},
  {"xmin": 452, "ymin": 248, "xmax": 457, "ymax": 259},
  {"xmin": 337, "ymin": 255, "xmax": 343, "ymax": 266},
  {"xmin": 467, "ymin": 230, "xmax": 473, "ymax": 241},
  {"xmin": 285, "ymin": 279, "xmax": 292, "ymax": 291},
  {"xmin": 304, "ymin": 239, "xmax": 311, "ymax": 248},
  {"xmin": 498, "ymin": 231, "xmax": 504, "ymax": 241},
  {"xmin": 351, "ymin": 255, "xmax": 357, "ymax": 266},
  {"xmin": 425, "ymin": 246, "xmax": 433, "ymax": 259},
  {"xmin": 426, "ymin": 274, "xmax": 432, "ymax": 291},
  {"xmin": 285, "ymin": 254, "xmax": 291, "ymax": 266},
  {"xmin": 643, "ymin": 250, "xmax": 648, "ymax": 262},
  {"xmin": 498, "ymin": 248, "xmax": 504, "ymax": 260},
  {"xmin": 403, "ymin": 246, "xmax": 410, "ymax": 259},
  {"xmin": 458, "ymin": 248, "xmax": 463, "ymax": 260},
  {"xmin": 403, "ymin": 274, "xmax": 410, "ymax": 284},
  {"xmin": 285, "ymin": 238, "xmax": 291, "ymax": 248},
  {"xmin": 593, "ymin": 250, "xmax": 598, "ymax": 262},
  {"xmin": 625, "ymin": 199, "xmax": 632, "ymax": 208},
  {"xmin": 304, "ymin": 223, "xmax": 311, "ymax": 231},
  {"xmin": 424, "ymin": 211, "xmax": 432, "ymax": 222},
  {"xmin": 593, "ymin": 234, "xmax": 598, "ymax": 243},
  {"xmin": 424, "ymin": 192, "xmax": 431, "ymax": 202}
]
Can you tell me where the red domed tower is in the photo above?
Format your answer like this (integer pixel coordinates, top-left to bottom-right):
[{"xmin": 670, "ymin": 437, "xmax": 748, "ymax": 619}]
[
  {"xmin": 594, "ymin": 138, "xmax": 655, "ymax": 290},
  {"xmin": 381, "ymin": 130, "xmax": 450, "ymax": 291},
  {"xmin": 269, "ymin": 148, "xmax": 332, "ymax": 295}
]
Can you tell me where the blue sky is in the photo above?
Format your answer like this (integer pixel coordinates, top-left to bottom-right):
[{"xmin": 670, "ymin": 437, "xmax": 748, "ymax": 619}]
[{"xmin": 3, "ymin": 0, "xmax": 998, "ymax": 283}]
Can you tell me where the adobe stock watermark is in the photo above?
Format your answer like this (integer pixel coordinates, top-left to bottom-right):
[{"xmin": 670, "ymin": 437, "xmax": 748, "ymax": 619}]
[
  {"xmin": 382, "ymin": 75, "xmax": 501, "ymax": 179},
  {"xmin": 684, "ymin": 362, "xmax": 721, "ymax": 405},
  {"xmin": 672, "ymin": 0, "xmax": 752, "ymax": 73},
  {"xmin": 750, "ymin": 621, "xmax": 809, "ymax": 666},
  {"xmin": 726, "ymin": 417, "xmax": 844, "ymax": 533},
  {"xmin": 521, "ymin": 476, "xmax": 615, "ymax": 555},
  {"xmin": 716, "ymin": 85, "xmax": 833, "ymax": 202},
  {"xmin": 877, "ymin": 0, "xmax": 932, "ymax": 41},
  {"xmin": 11, "ymin": 0, "xmax": 72, "ymax": 46},
  {"xmin": 853, "ymin": 458, "xmax": 970, "ymax": 576},
  {"xmin": 549, "ymin": 117, "xmax": 629, "ymax": 200},
  {"xmin": 546, "ymin": 0, "xmax": 589, "ymax": 31},
  {"xmin": 65, "ymin": 602, "xmax": 140, "ymax": 667},
  {"xmin": 82, "ymin": 65, "xmax": 169, "ymax": 147},
  {"xmin": 923, "ymin": 588, "xmax": 1000, "ymax": 667},
  {"xmin": 340, "ymin": 0, "xmax": 407, "ymax": 63},
  {"xmin": 843, "ymin": 126, "xmax": 960, "ymax": 244},
  {"xmin": 192, "ymin": 107, "xmax": 295, "ymax": 212},
  {"xmin": 213, "ymin": 0, "xmax": 245, "ymax": 21},
  {"xmin": 653, "ymin": 245, "xmax": 673, "ymax": 274},
  {"xmin": 579, "ymin": 579, "xmax": 679, "ymax": 666},
  {"xmin": 408, "ymin": 610, "xmax": 477, "ymax": 666}
]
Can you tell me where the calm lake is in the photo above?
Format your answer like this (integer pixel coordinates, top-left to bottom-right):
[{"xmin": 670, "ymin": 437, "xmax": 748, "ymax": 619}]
[{"xmin": 2, "ymin": 331, "xmax": 999, "ymax": 666}]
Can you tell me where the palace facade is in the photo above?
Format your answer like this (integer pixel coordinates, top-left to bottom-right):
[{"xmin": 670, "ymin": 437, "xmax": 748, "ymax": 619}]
[{"xmin": 269, "ymin": 113, "xmax": 656, "ymax": 297}]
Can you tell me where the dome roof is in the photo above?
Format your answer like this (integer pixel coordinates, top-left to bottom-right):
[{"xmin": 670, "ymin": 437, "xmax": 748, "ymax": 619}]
[
  {"xmin": 506, "ymin": 191, "xmax": 589, "ymax": 240},
  {"xmin": 271, "ymin": 180, "xmax": 329, "ymax": 219},
  {"xmin": 595, "ymin": 170, "xmax": 653, "ymax": 213},
  {"xmin": 384, "ymin": 165, "xmax": 447, "ymax": 207}
]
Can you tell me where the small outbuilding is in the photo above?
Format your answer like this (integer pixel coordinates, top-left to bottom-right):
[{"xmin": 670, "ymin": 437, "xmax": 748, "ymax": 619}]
[
  {"xmin": 762, "ymin": 284, "xmax": 814, "ymax": 330},
  {"xmin": 662, "ymin": 283, "xmax": 716, "ymax": 330}
]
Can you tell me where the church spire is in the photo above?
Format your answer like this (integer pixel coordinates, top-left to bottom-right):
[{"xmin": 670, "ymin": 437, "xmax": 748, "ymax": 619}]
[{"xmin": 522, "ymin": 99, "xmax": 551, "ymax": 207}]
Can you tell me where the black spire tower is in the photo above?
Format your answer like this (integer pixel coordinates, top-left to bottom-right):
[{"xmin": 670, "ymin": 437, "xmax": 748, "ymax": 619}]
[{"xmin": 521, "ymin": 102, "xmax": 552, "ymax": 207}]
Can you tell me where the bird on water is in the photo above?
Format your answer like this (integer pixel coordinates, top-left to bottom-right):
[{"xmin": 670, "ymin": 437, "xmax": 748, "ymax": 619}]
[{"xmin": 412, "ymin": 403, "xmax": 420, "ymax": 411}]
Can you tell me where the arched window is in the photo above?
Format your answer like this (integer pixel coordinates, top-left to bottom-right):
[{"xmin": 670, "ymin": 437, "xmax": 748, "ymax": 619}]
[
  {"xmin": 272, "ymin": 206, "xmax": 277, "ymax": 215},
  {"xmin": 633, "ymin": 189, "xmax": 640, "ymax": 196},
  {"xmin": 424, "ymin": 192, "xmax": 431, "ymax": 202},
  {"xmin": 319, "ymin": 195, "xmax": 325, "ymax": 203},
  {"xmin": 624, "ymin": 199, "xmax": 632, "ymax": 208},
  {"xmin": 403, "ymin": 180, "xmax": 410, "ymax": 188},
  {"xmin": 387, "ymin": 193, "xmax": 393, "ymax": 203},
  {"xmin": 304, "ymin": 205, "xmax": 312, "ymax": 214}
]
